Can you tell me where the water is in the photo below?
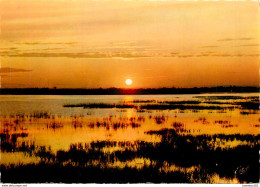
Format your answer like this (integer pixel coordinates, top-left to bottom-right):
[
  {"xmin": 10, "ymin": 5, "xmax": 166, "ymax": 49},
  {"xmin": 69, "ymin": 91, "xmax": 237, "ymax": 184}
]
[{"xmin": 0, "ymin": 93, "xmax": 259, "ymax": 183}]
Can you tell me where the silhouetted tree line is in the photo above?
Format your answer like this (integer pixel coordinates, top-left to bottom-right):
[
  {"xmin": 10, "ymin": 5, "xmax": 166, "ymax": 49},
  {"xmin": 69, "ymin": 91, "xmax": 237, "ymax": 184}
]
[{"xmin": 0, "ymin": 86, "xmax": 258, "ymax": 95}]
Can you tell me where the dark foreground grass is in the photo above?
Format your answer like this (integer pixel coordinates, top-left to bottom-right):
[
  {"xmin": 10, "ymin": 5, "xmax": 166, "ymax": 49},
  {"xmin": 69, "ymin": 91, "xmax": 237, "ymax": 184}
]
[
  {"xmin": 1, "ymin": 129, "xmax": 259, "ymax": 183},
  {"xmin": 1, "ymin": 163, "xmax": 190, "ymax": 183}
]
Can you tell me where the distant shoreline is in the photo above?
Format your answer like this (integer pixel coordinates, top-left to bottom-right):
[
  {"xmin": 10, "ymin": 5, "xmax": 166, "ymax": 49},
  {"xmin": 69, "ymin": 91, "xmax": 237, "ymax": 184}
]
[{"xmin": 0, "ymin": 86, "xmax": 259, "ymax": 95}]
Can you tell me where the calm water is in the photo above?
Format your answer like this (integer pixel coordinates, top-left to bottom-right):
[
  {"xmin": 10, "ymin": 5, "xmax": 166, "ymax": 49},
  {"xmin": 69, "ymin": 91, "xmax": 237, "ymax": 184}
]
[{"xmin": 1, "ymin": 93, "xmax": 259, "ymax": 183}]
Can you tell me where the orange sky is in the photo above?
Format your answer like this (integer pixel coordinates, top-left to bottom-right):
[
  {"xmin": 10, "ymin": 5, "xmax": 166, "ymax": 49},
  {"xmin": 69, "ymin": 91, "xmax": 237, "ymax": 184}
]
[{"xmin": 0, "ymin": 0, "xmax": 259, "ymax": 88}]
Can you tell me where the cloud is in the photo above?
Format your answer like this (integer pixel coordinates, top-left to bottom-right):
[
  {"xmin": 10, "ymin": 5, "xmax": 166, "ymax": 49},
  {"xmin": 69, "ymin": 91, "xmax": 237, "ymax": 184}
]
[
  {"xmin": 41, "ymin": 48, "xmax": 65, "ymax": 51},
  {"xmin": 200, "ymin": 46, "xmax": 219, "ymax": 48},
  {"xmin": 18, "ymin": 42, "xmax": 77, "ymax": 45},
  {"xmin": 0, "ymin": 47, "xmax": 19, "ymax": 55},
  {"xmin": 196, "ymin": 51, "xmax": 216, "ymax": 57},
  {"xmin": 217, "ymin": 37, "xmax": 254, "ymax": 42},
  {"xmin": 1, "ymin": 50, "xmax": 259, "ymax": 59},
  {"xmin": 235, "ymin": 44, "xmax": 259, "ymax": 47},
  {"xmin": 196, "ymin": 54, "xmax": 210, "ymax": 57},
  {"xmin": 0, "ymin": 47, "xmax": 18, "ymax": 50},
  {"xmin": 0, "ymin": 47, "xmax": 66, "ymax": 55},
  {"xmin": 178, "ymin": 55, "xmax": 194, "ymax": 58},
  {"xmin": 3, "ymin": 52, "xmax": 151, "ymax": 59},
  {"xmin": 0, "ymin": 51, "xmax": 14, "ymax": 54},
  {"xmin": 211, "ymin": 54, "xmax": 259, "ymax": 57},
  {"xmin": 162, "ymin": 52, "xmax": 179, "ymax": 57},
  {"xmin": 22, "ymin": 47, "xmax": 65, "ymax": 52},
  {"xmin": 0, "ymin": 67, "xmax": 32, "ymax": 73}
]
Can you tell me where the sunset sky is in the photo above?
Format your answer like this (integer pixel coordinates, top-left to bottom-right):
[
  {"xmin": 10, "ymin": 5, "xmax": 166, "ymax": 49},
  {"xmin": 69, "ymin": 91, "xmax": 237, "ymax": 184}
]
[{"xmin": 0, "ymin": 0, "xmax": 259, "ymax": 88}]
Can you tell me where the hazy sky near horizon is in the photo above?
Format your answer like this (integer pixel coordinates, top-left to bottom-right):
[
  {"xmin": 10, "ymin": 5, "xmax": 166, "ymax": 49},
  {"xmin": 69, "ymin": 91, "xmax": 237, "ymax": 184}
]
[{"xmin": 0, "ymin": 0, "xmax": 259, "ymax": 88}]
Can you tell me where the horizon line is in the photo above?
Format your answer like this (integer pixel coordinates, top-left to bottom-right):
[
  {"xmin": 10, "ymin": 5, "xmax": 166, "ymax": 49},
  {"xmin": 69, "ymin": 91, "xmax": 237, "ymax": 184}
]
[{"xmin": 0, "ymin": 86, "xmax": 259, "ymax": 89}]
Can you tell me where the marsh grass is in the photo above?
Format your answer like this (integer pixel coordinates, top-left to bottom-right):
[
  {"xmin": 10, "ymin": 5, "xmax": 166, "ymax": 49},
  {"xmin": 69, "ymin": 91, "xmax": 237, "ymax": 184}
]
[
  {"xmin": 1, "ymin": 95, "xmax": 259, "ymax": 183},
  {"xmin": 63, "ymin": 96, "xmax": 259, "ymax": 112},
  {"xmin": 1, "ymin": 128, "xmax": 259, "ymax": 183},
  {"xmin": 1, "ymin": 162, "xmax": 191, "ymax": 183},
  {"xmin": 63, "ymin": 103, "xmax": 135, "ymax": 109},
  {"xmin": 88, "ymin": 121, "xmax": 141, "ymax": 130}
]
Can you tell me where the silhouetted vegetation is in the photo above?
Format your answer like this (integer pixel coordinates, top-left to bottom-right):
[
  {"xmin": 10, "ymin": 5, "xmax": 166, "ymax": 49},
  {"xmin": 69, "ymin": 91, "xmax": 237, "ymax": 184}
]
[
  {"xmin": 1, "ymin": 92, "xmax": 259, "ymax": 183},
  {"xmin": 64, "ymin": 103, "xmax": 135, "ymax": 109},
  {"xmin": 47, "ymin": 122, "xmax": 63, "ymax": 129},
  {"xmin": 0, "ymin": 86, "xmax": 258, "ymax": 95},
  {"xmin": 133, "ymin": 100, "xmax": 157, "ymax": 103},
  {"xmin": 88, "ymin": 121, "xmax": 141, "ymax": 130},
  {"xmin": 1, "ymin": 163, "xmax": 191, "ymax": 183},
  {"xmin": 194, "ymin": 96, "xmax": 246, "ymax": 100},
  {"xmin": 235, "ymin": 102, "xmax": 259, "ymax": 110},
  {"xmin": 62, "ymin": 93, "xmax": 260, "ymax": 113},
  {"xmin": 30, "ymin": 112, "xmax": 51, "ymax": 119},
  {"xmin": 1, "ymin": 132, "xmax": 29, "ymax": 152},
  {"xmin": 154, "ymin": 115, "xmax": 168, "ymax": 124},
  {"xmin": 1, "ymin": 128, "xmax": 259, "ymax": 183},
  {"xmin": 160, "ymin": 101, "xmax": 201, "ymax": 105},
  {"xmin": 64, "ymin": 103, "xmax": 236, "ymax": 110},
  {"xmin": 139, "ymin": 104, "xmax": 234, "ymax": 110},
  {"xmin": 240, "ymin": 110, "xmax": 259, "ymax": 115}
]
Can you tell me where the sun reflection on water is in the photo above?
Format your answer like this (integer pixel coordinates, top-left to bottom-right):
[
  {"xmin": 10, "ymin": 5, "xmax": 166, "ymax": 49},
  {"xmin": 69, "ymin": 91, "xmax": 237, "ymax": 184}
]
[{"xmin": 0, "ymin": 94, "xmax": 259, "ymax": 183}]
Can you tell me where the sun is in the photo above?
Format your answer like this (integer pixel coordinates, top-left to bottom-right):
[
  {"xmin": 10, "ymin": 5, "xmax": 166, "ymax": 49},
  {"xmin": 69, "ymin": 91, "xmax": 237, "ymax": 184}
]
[{"xmin": 125, "ymin": 79, "xmax": 133, "ymax": 86}]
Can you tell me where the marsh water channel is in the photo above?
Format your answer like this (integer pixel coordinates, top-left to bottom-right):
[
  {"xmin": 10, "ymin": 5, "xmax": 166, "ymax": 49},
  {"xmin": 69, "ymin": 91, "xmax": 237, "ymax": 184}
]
[{"xmin": 0, "ymin": 93, "xmax": 259, "ymax": 183}]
